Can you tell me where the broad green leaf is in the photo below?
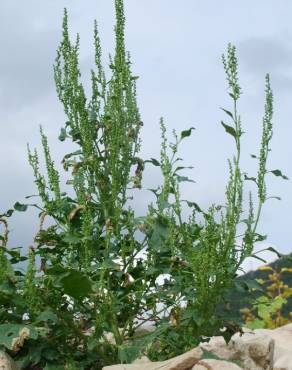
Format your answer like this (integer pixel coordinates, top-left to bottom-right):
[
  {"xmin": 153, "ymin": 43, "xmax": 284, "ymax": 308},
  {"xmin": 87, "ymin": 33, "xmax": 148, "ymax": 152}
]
[
  {"xmin": 0, "ymin": 324, "xmax": 38, "ymax": 350},
  {"xmin": 13, "ymin": 202, "xmax": 28, "ymax": 212},
  {"xmin": 35, "ymin": 310, "xmax": 59, "ymax": 324},
  {"xmin": 237, "ymin": 279, "xmax": 263, "ymax": 292},
  {"xmin": 221, "ymin": 121, "xmax": 237, "ymax": 139},
  {"xmin": 270, "ymin": 169, "xmax": 289, "ymax": 180},
  {"xmin": 181, "ymin": 127, "xmax": 195, "ymax": 139},
  {"xmin": 149, "ymin": 218, "xmax": 170, "ymax": 249},
  {"xmin": 246, "ymin": 319, "xmax": 265, "ymax": 330},
  {"xmin": 59, "ymin": 270, "xmax": 92, "ymax": 300},
  {"xmin": 257, "ymin": 296, "xmax": 286, "ymax": 320}
]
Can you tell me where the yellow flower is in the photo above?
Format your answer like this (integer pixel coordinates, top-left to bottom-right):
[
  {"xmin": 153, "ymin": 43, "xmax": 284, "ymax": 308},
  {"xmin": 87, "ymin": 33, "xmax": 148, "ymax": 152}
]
[{"xmin": 258, "ymin": 265, "xmax": 273, "ymax": 271}]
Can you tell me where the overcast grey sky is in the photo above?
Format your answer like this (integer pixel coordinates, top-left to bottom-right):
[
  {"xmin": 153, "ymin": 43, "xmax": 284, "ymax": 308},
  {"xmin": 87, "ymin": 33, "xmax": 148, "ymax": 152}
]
[{"xmin": 0, "ymin": 0, "xmax": 291, "ymax": 271}]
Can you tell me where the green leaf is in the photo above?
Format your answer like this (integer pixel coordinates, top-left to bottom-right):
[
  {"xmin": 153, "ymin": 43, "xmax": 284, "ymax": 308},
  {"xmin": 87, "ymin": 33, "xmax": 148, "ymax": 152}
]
[
  {"xmin": 87, "ymin": 338, "xmax": 98, "ymax": 351},
  {"xmin": 145, "ymin": 158, "xmax": 160, "ymax": 167},
  {"xmin": 184, "ymin": 201, "xmax": 203, "ymax": 213},
  {"xmin": 0, "ymin": 324, "xmax": 38, "ymax": 350},
  {"xmin": 237, "ymin": 279, "xmax": 263, "ymax": 292},
  {"xmin": 246, "ymin": 319, "xmax": 265, "ymax": 330},
  {"xmin": 0, "ymin": 209, "xmax": 14, "ymax": 218},
  {"xmin": 14, "ymin": 202, "xmax": 28, "ymax": 212},
  {"xmin": 62, "ymin": 150, "xmax": 82, "ymax": 161},
  {"xmin": 234, "ymin": 281, "xmax": 246, "ymax": 293},
  {"xmin": 267, "ymin": 196, "xmax": 281, "ymax": 201},
  {"xmin": 59, "ymin": 270, "xmax": 92, "ymax": 300},
  {"xmin": 221, "ymin": 121, "xmax": 237, "ymax": 139},
  {"xmin": 58, "ymin": 127, "xmax": 67, "ymax": 141},
  {"xmin": 270, "ymin": 169, "xmax": 289, "ymax": 180},
  {"xmin": 158, "ymin": 200, "xmax": 171, "ymax": 210},
  {"xmin": 174, "ymin": 166, "xmax": 194, "ymax": 173},
  {"xmin": 254, "ymin": 233, "xmax": 267, "ymax": 242},
  {"xmin": 250, "ymin": 254, "xmax": 267, "ymax": 263},
  {"xmin": 46, "ymin": 264, "xmax": 67, "ymax": 275},
  {"xmin": 35, "ymin": 310, "xmax": 59, "ymax": 324},
  {"xmin": 220, "ymin": 108, "xmax": 234, "ymax": 120},
  {"xmin": 257, "ymin": 296, "xmax": 286, "ymax": 320},
  {"xmin": 181, "ymin": 127, "xmax": 195, "ymax": 139},
  {"xmin": 63, "ymin": 234, "xmax": 81, "ymax": 244},
  {"xmin": 175, "ymin": 175, "xmax": 195, "ymax": 183},
  {"xmin": 118, "ymin": 345, "xmax": 141, "ymax": 364},
  {"xmin": 264, "ymin": 246, "xmax": 283, "ymax": 259},
  {"xmin": 42, "ymin": 348, "xmax": 60, "ymax": 362},
  {"xmin": 101, "ymin": 259, "xmax": 121, "ymax": 271},
  {"xmin": 149, "ymin": 218, "xmax": 170, "ymax": 249},
  {"xmin": 244, "ymin": 174, "xmax": 257, "ymax": 184},
  {"xmin": 6, "ymin": 248, "xmax": 28, "ymax": 264},
  {"xmin": 0, "ymin": 278, "xmax": 15, "ymax": 295},
  {"xmin": 147, "ymin": 188, "xmax": 159, "ymax": 199}
]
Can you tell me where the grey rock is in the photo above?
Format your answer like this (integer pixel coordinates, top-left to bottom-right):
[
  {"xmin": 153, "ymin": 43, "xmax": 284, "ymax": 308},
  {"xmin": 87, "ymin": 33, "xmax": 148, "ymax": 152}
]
[
  {"xmin": 192, "ymin": 358, "xmax": 243, "ymax": 369},
  {"xmin": 0, "ymin": 352, "xmax": 18, "ymax": 370},
  {"xmin": 102, "ymin": 346, "xmax": 203, "ymax": 370}
]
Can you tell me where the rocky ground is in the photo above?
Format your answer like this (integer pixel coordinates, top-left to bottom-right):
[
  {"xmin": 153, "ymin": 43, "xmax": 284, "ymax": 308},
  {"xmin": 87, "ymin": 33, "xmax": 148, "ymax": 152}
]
[
  {"xmin": 1, "ymin": 323, "xmax": 292, "ymax": 370},
  {"xmin": 104, "ymin": 323, "xmax": 292, "ymax": 370}
]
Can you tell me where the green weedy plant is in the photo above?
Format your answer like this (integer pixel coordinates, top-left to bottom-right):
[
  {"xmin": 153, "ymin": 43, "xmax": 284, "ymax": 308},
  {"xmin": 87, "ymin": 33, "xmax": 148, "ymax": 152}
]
[{"xmin": 0, "ymin": 0, "xmax": 288, "ymax": 368}]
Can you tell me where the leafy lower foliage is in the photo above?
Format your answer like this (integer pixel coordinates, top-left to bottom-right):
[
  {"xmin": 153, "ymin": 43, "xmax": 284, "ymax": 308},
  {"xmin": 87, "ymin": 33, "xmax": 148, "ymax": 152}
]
[
  {"xmin": 241, "ymin": 264, "xmax": 292, "ymax": 329},
  {"xmin": 0, "ymin": 0, "xmax": 287, "ymax": 368}
]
